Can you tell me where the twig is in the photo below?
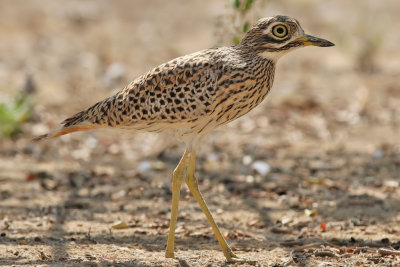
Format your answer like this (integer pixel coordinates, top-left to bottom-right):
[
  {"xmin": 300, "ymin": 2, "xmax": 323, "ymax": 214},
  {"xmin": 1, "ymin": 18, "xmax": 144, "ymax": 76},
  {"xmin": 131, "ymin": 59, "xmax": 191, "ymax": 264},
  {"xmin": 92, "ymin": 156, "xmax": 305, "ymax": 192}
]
[
  {"xmin": 378, "ymin": 248, "xmax": 400, "ymax": 256},
  {"xmin": 292, "ymin": 242, "xmax": 325, "ymax": 252},
  {"xmin": 109, "ymin": 228, "xmax": 113, "ymax": 240}
]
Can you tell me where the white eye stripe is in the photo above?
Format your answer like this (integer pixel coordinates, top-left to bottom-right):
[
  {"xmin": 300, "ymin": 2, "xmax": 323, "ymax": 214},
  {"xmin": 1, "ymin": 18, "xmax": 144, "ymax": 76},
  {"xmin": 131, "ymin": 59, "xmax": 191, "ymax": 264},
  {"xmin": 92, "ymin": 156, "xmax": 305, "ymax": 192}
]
[{"xmin": 262, "ymin": 27, "xmax": 272, "ymax": 35}]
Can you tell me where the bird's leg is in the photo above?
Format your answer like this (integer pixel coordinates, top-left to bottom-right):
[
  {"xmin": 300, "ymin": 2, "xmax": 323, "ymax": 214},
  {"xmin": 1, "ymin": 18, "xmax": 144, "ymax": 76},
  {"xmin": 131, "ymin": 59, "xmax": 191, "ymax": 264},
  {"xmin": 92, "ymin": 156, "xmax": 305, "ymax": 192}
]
[
  {"xmin": 184, "ymin": 150, "xmax": 257, "ymax": 264},
  {"xmin": 165, "ymin": 148, "xmax": 190, "ymax": 258}
]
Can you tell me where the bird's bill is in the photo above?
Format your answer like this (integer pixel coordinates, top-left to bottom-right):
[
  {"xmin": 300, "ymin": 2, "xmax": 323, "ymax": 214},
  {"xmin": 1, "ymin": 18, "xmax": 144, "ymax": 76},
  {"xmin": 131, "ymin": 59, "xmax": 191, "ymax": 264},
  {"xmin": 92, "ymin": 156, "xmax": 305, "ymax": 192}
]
[{"xmin": 295, "ymin": 34, "xmax": 335, "ymax": 47}]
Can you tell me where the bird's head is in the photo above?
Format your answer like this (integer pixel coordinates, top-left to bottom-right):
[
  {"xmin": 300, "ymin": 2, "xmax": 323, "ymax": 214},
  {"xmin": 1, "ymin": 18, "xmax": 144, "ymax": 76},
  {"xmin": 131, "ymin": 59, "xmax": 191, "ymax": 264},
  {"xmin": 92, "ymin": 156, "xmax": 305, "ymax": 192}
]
[{"xmin": 240, "ymin": 15, "xmax": 334, "ymax": 60}]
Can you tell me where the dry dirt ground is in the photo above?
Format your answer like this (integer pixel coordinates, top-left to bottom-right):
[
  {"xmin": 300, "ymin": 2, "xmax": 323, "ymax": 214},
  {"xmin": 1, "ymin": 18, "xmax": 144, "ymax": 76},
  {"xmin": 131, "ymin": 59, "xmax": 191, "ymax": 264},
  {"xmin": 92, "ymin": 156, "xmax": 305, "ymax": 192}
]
[{"xmin": 1, "ymin": 1, "xmax": 400, "ymax": 266}]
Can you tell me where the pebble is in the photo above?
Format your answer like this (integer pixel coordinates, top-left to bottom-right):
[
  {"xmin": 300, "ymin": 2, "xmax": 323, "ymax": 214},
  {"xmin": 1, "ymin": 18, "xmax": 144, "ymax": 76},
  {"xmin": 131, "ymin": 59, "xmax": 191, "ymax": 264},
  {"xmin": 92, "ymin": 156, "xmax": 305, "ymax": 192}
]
[
  {"xmin": 372, "ymin": 149, "xmax": 384, "ymax": 158},
  {"xmin": 104, "ymin": 62, "xmax": 125, "ymax": 87},
  {"xmin": 251, "ymin": 160, "xmax": 271, "ymax": 176},
  {"xmin": 384, "ymin": 180, "xmax": 399, "ymax": 188},
  {"xmin": 242, "ymin": 155, "xmax": 252, "ymax": 165},
  {"xmin": 138, "ymin": 161, "xmax": 151, "ymax": 173}
]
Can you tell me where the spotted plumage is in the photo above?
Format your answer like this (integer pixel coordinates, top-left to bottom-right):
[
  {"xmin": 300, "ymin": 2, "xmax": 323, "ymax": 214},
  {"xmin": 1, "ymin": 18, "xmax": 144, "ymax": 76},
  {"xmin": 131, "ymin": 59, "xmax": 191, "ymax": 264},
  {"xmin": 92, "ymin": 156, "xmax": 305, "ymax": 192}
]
[
  {"xmin": 61, "ymin": 46, "xmax": 275, "ymax": 143},
  {"xmin": 34, "ymin": 15, "xmax": 333, "ymax": 263}
]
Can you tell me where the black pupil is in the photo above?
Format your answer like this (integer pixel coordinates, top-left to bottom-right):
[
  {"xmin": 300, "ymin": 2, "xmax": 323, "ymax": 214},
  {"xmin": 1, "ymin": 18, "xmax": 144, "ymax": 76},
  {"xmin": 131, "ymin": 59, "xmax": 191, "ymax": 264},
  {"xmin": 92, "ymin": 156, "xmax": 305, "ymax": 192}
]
[{"xmin": 276, "ymin": 27, "xmax": 284, "ymax": 34}]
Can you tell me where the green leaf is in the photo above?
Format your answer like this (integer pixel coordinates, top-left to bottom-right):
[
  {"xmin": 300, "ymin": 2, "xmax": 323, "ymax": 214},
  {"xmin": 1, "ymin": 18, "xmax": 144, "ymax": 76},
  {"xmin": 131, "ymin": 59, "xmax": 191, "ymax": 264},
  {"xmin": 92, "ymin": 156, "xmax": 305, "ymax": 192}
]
[
  {"xmin": 243, "ymin": 0, "xmax": 254, "ymax": 12},
  {"xmin": 0, "ymin": 92, "xmax": 32, "ymax": 138},
  {"xmin": 231, "ymin": 0, "xmax": 240, "ymax": 9},
  {"xmin": 242, "ymin": 22, "xmax": 250, "ymax": 33},
  {"xmin": 233, "ymin": 36, "xmax": 242, "ymax": 45}
]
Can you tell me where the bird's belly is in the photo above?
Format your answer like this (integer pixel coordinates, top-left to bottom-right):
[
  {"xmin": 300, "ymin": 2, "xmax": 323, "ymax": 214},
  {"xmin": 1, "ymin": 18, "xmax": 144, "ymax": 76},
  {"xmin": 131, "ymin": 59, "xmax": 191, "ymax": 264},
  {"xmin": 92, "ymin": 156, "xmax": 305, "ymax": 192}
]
[
  {"xmin": 119, "ymin": 118, "xmax": 213, "ymax": 143},
  {"xmin": 119, "ymin": 80, "xmax": 272, "ymax": 143},
  {"xmin": 169, "ymin": 117, "xmax": 216, "ymax": 143},
  {"xmin": 120, "ymin": 122, "xmax": 174, "ymax": 134}
]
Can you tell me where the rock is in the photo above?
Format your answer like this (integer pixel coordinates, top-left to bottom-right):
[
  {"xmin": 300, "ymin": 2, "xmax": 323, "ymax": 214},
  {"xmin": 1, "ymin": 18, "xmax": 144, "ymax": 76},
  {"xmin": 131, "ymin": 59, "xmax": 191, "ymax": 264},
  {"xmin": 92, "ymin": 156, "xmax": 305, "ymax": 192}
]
[
  {"xmin": 251, "ymin": 161, "xmax": 271, "ymax": 176},
  {"xmin": 384, "ymin": 180, "xmax": 399, "ymax": 188},
  {"xmin": 103, "ymin": 62, "xmax": 125, "ymax": 87},
  {"xmin": 242, "ymin": 155, "xmax": 252, "ymax": 165},
  {"xmin": 138, "ymin": 161, "xmax": 151, "ymax": 173}
]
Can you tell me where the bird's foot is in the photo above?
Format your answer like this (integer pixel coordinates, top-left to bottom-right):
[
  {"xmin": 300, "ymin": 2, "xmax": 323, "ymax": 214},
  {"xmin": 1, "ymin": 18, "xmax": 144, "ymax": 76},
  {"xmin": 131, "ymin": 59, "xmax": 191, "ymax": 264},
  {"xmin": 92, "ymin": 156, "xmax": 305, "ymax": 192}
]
[
  {"xmin": 165, "ymin": 251, "xmax": 175, "ymax": 259},
  {"xmin": 226, "ymin": 253, "xmax": 257, "ymax": 265}
]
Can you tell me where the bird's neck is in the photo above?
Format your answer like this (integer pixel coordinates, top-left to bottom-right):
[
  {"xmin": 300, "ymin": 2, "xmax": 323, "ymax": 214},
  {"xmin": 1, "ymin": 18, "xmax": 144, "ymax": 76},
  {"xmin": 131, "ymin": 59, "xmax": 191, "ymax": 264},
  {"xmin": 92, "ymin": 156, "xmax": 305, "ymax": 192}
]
[
  {"xmin": 259, "ymin": 50, "xmax": 286, "ymax": 62},
  {"xmin": 236, "ymin": 44, "xmax": 283, "ymax": 63},
  {"xmin": 233, "ymin": 46, "xmax": 277, "ymax": 107}
]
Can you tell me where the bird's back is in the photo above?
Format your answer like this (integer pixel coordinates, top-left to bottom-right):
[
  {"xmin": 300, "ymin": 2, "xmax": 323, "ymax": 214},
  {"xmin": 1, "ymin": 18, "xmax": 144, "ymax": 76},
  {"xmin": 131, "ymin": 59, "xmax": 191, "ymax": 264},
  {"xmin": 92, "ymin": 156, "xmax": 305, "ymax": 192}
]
[{"xmin": 59, "ymin": 46, "xmax": 276, "ymax": 142}]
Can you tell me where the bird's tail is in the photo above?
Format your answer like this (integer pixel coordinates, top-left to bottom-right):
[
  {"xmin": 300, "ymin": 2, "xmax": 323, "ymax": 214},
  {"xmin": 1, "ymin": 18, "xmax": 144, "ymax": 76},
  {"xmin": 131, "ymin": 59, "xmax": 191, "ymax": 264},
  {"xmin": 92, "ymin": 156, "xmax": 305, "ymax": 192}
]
[
  {"xmin": 32, "ymin": 95, "xmax": 116, "ymax": 142},
  {"xmin": 32, "ymin": 123, "xmax": 101, "ymax": 142}
]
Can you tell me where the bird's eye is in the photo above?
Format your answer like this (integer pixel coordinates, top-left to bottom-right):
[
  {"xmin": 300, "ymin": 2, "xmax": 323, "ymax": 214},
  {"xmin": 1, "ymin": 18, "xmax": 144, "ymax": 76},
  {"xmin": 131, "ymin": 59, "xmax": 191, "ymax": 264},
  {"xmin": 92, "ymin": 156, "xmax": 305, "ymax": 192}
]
[{"xmin": 272, "ymin": 25, "xmax": 288, "ymax": 38}]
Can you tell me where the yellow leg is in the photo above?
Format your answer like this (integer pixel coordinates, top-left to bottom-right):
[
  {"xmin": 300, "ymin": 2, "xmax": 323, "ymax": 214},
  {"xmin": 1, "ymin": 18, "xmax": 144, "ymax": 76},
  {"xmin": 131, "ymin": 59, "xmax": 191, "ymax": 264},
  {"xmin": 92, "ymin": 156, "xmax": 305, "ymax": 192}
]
[
  {"xmin": 184, "ymin": 150, "xmax": 257, "ymax": 264},
  {"xmin": 165, "ymin": 149, "xmax": 190, "ymax": 258}
]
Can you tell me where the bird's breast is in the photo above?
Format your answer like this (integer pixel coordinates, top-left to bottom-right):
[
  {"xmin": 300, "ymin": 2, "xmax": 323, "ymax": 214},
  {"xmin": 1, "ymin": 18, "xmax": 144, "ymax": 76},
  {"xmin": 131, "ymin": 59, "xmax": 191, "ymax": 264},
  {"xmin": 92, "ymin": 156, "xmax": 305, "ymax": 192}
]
[
  {"xmin": 208, "ymin": 58, "xmax": 276, "ymax": 125},
  {"xmin": 172, "ymin": 58, "xmax": 276, "ymax": 143}
]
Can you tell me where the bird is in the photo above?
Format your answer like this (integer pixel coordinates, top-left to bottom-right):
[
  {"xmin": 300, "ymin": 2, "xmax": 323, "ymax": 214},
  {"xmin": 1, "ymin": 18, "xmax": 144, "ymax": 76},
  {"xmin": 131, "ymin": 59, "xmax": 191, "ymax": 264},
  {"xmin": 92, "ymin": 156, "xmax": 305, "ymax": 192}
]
[{"xmin": 34, "ymin": 15, "xmax": 334, "ymax": 264}]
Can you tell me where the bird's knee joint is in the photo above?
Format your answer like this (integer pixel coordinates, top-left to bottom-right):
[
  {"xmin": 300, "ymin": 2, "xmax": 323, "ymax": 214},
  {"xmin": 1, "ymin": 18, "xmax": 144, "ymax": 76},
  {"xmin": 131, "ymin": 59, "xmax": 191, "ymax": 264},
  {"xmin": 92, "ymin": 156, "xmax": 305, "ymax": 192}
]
[
  {"xmin": 173, "ymin": 173, "xmax": 184, "ymax": 185},
  {"xmin": 185, "ymin": 174, "xmax": 198, "ymax": 188}
]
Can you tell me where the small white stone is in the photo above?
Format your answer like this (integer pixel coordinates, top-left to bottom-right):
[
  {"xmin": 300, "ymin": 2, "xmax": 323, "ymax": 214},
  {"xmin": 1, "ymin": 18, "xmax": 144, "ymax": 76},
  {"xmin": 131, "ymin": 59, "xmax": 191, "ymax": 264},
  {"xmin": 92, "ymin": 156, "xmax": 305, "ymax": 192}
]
[
  {"xmin": 384, "ymin": 180, "xmax": 399, "ymax": 188},
  {"xmin": 71, "ymin": 148, "xmax": 90, "ymax": 160},
  {"xmin": 245, "ymin": 175, "xmax": 255, "ymax": 183},
  {"xmin": 138, "ymin": 161, "xmax": 151, "ymax": 173},
  {"xmin": 103, "ymin": 62, "xmax": 125, "ymax": 86},
  {"xmin": 372, "ymin": 149, "xmax": 384, "ymax": 158},
  {"xmin": 31, "ymin": 123, "xmax": 49, "ymax": 136},
  {"xmin": 207, "ymin": 152, "xmax": 219, "ymax": 161},
  {"xmin": 251, "ymin": 160, "xmax": 271, "ymax": 176},
  {"xmin": 85, "ymin": 135, "xmax": 98, "ymax": 149},
  {"xmin": 242, "ymin": 155, "xmax": 252, "ymax": 165}
]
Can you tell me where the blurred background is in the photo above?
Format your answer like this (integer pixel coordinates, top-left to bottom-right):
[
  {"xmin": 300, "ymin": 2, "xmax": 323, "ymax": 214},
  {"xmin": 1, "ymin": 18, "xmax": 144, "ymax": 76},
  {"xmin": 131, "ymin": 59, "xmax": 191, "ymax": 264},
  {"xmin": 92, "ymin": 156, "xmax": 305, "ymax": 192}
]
[{"xmin": 0, "ymin": 0, "xmax": 399, "ymax": 266}]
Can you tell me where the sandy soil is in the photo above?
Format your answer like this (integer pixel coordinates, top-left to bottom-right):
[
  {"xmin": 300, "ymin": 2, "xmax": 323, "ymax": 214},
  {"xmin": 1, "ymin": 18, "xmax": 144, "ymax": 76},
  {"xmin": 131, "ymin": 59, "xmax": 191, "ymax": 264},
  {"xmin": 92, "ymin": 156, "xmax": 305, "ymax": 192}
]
[{"xmin": 0, "ymin": 1, "xmax": 399, "ymax": 266}]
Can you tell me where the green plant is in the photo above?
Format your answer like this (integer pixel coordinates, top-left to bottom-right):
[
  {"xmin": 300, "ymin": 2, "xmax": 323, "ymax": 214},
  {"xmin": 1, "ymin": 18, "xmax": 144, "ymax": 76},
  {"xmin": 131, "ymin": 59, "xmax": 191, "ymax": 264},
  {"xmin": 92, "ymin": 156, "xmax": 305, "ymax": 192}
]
[
  {"xmin": 215, "ymin": 0, "xmax": 258, "ymax": 46},
  {"xmin": 0, "ymin": 92, "xmax": 32, "ymax": 138},
  {"xmin": 230, "ymin": 0, "xmax": 257, "ymax": 44}
]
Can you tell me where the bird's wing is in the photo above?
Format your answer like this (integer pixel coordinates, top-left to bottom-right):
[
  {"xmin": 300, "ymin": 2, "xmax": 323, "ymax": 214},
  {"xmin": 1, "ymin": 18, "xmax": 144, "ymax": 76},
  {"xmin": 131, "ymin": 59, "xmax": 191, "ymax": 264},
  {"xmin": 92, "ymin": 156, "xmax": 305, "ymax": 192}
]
[
  {"xmin": 111, "ymin": 48, "xmax": 222, "ymax": 128},
  {"xmin": 44, "ymin": 48, "xmax": 222, "ymax": 138}
]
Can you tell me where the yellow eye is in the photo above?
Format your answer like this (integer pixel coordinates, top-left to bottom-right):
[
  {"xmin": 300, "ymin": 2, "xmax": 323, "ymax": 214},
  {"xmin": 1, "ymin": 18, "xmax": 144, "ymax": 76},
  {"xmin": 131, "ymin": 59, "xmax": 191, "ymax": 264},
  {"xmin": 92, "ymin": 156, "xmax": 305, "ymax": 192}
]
[{"xmin": 272, "ymin": 25, "xmax": 288, "ymax": 38}]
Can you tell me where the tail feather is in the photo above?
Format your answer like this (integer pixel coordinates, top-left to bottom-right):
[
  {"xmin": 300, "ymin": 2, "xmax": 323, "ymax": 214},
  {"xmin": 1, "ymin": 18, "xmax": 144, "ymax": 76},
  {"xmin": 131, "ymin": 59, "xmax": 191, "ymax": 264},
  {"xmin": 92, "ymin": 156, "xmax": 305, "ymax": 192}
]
[
  {"xmin": 61, "ymin": 110, "xmax": 87, "ymax": 127},
  {"xmin": 32, "ymin": 124, "xmax": 101, "ymax": 142},
  {"xmin": 33, "ymin": 105, "xmax": 103, "ymax": 142},
  {"xmin": 33, "ymin": 94, "xmax": 117, "ymax": 142}
]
